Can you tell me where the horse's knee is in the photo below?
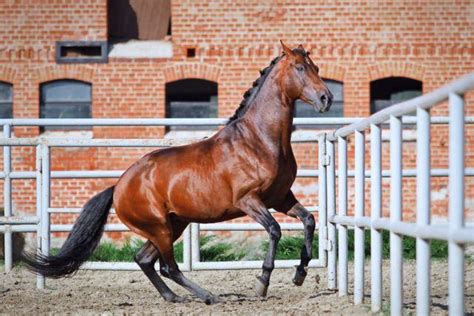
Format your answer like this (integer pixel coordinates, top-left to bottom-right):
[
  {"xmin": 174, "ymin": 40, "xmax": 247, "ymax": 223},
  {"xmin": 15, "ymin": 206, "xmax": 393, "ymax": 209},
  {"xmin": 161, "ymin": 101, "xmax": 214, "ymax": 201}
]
[
  {"xmin": 269, "ymin": 222, "xmax": 281, "ymax": 241},
  {"xmin": 134, "ymin": 252, "xmax": 154, "ymax": 268},
  {"xmin": 305, "ymin": 213, "xmax": 315, "ymax": 232}
]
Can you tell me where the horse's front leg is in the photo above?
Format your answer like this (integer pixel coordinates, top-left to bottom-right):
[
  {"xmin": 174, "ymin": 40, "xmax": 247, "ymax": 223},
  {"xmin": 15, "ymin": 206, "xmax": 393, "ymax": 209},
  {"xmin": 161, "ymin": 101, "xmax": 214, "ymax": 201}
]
[
  {"xmin": 275, "ymin": 191, "xmax": 316, "ymax": 286},
  {"xmin": 237, "ymin": 193, "xmax": 281, "ymax": 297}
]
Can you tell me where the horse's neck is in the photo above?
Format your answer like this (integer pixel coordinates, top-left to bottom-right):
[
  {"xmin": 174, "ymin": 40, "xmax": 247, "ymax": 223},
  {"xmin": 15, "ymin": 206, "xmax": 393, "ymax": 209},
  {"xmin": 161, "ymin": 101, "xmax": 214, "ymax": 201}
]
[{"xmin": 241, "ymin": 80, "xmax": 294, "ymax": 155}]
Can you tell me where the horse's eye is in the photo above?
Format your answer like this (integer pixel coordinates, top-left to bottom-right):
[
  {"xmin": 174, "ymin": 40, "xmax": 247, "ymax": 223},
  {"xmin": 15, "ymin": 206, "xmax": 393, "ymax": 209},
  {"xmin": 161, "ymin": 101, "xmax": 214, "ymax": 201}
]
[{"xmin": 296, "ymin": 65, "xmax": 304, "ymax": 72}]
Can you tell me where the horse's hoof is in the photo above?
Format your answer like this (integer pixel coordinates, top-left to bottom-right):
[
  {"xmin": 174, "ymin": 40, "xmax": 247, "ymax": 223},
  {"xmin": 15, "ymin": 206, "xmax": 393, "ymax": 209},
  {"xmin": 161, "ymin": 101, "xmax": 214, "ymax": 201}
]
[
  {"xmin": 293, "ymin": 267, "xmax": 308, "ymax": 286},
  {"xmin": 255, "ymin": 276, "xmax": 268, "ymax": 297},
  {"xmin": 165, "ymin": 294, "xmax": 187, "ymax": 303},
  {"xmin": 204, "ymin": 295, "xmax": 221, "ymax": 305}
]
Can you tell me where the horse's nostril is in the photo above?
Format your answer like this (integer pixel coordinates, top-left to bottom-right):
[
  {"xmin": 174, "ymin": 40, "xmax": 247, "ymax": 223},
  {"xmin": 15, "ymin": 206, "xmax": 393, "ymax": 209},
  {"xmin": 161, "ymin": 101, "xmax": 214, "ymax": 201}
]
[{"xmin": 320, "ymin": 95, "xmax": 327, "ymax": 104}]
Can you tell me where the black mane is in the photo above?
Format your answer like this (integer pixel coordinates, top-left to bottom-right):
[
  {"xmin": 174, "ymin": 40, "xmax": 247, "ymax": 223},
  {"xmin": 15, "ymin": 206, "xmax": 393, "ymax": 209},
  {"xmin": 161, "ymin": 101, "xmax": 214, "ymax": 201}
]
[{"xmin": 226, "ymin": 48, "xmax": 308, "ymax": 125}]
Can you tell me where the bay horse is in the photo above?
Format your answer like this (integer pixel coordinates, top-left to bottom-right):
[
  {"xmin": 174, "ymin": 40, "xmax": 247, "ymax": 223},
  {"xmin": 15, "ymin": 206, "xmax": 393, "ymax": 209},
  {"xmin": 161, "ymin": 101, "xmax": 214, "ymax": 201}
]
[{"xmin": 23, "ymin": 41, "xmax": 333, "ymax": 304}]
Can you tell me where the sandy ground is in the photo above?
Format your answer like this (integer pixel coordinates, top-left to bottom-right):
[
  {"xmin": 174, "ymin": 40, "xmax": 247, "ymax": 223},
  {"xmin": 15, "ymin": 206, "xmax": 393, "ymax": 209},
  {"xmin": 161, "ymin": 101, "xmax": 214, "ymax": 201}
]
[{"xmin": 0, "ymin": 260, "xmax": 472, "ymax": 315}]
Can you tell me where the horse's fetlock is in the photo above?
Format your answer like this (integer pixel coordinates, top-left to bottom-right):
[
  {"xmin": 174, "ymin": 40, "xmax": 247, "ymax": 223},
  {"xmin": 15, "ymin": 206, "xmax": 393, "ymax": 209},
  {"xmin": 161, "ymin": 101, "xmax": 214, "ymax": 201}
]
[
  {"xmin": 262, "ymin": 263, "xmax": 274, "ymax": 273},
  {"xmin": 159, "ymin": 266, "xmax": 172, "ymax": 278}
]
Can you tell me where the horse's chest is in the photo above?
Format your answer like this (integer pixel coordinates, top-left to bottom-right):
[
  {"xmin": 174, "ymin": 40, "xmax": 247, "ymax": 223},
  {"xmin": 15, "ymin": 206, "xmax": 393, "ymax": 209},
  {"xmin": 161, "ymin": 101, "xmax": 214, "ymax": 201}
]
[{"xmin": 260, "ymin": 156, "xmax": 297, "ymax": 205}]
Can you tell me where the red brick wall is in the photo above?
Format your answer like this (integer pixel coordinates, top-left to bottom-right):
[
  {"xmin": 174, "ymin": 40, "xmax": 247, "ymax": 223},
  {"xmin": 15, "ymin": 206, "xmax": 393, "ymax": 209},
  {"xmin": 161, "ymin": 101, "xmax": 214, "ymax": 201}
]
[{"xmin": 0, "ymin": 0, "xmax": 473, "ymax": 242}]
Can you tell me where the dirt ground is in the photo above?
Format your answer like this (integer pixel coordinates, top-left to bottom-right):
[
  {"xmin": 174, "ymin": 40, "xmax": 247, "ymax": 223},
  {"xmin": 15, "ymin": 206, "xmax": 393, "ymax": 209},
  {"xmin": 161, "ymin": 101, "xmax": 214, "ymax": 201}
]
[{"xmin": 0, "ymin": 260, "xmax": 472, "ymax": 315}]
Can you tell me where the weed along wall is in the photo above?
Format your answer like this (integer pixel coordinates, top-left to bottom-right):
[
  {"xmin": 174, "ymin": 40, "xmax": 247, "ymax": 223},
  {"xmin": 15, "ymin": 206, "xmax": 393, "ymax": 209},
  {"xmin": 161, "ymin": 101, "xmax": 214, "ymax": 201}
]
[{"xmin": 0, "ymin": 1, "xmax": 473, "ymax": 246}]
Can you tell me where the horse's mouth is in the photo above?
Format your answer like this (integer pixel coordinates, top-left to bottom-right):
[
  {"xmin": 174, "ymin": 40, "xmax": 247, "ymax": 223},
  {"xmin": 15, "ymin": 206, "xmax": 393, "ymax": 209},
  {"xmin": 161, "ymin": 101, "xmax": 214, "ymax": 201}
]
[{"xmin": 308, "ymin": 100, "xmax": 328, "ymax": 113}]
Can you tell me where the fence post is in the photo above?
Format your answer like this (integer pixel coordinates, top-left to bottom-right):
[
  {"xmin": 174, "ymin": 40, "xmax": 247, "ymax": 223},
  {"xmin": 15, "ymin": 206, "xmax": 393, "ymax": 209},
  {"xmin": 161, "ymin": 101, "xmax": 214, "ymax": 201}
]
[
  {"xmin": 35, "ymin": 144, "xmax": 44, "ymax": 289},
  {"xmin": 40, "ymin": 143, "xmax": 50, "ymax": 289},
  {"xmin": 370, "ymin": 123, "xmax": 382, "ymax": 312},
  {"xmin": 326, "ymin": 138, "xmax": 336, "ymax": 289},
  {"xmin": 191, "ymin": 223, "xmax": 200, "ymax": 269},
  {"xmin": 390, "ymin": 115, "xmax": 403, "ymax": 315},
  {"xmin": 354, "ymin": 130, "xmax": 365, "ymax": 305},
  {"xmin": 182, "ymin": 225, "xmax": 192, "ymax": 271},
  {"xmin": 3, "ymin": 124, "xmax": 12, "ymax": 272},
  {"xmin": 337, "ymin": 136, "xmax": 348, "ymax": 296},
  {"xmin": 318, "ymin": 135, "xmax": 327, "ymax": 268},
  {"xmin": 416, "ymin": 107, "xmax": 431, "ymax": 314},
  {"xmin": 448, "ymin": 93, "xmax": 465, "ymax": 315}
]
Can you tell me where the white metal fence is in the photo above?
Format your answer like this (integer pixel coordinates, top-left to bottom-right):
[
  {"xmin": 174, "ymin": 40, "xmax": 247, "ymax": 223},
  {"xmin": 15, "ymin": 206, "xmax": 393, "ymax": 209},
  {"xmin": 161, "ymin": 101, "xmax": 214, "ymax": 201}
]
[
  {"xmin": 0, "ymin": 116, "xmax": 352, "ymax": 289},
  {"xmin": 0, "ymin": 73, "xmax": 473, "ymax": 314},
  {"xmin": 321, "ymin": 73, "xmax": 474, "ymax": 315}
]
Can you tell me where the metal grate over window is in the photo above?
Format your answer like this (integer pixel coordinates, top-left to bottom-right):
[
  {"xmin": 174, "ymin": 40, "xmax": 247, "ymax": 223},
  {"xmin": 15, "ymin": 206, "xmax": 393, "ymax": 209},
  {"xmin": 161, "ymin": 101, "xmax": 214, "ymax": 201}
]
[{"xmin": 40, "ymin": 80, "xmax": 92, "ymax": 131}]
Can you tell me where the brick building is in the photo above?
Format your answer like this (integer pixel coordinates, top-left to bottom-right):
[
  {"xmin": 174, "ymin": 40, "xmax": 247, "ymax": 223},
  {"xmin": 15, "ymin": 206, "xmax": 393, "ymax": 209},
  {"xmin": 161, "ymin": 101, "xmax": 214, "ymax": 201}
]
[{"xmin": 0, "ymin": 1, "xmax": 473, "ymax": 241}]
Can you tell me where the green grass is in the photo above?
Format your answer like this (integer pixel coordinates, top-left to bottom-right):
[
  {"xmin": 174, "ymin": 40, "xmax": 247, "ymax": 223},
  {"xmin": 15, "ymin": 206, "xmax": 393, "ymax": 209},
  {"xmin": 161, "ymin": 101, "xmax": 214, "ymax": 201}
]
[
  {"xmin": 51, "ymin": 239, "xmax": 184, "ymax": 263},
  {"xmin": 199, "ymin": 235, "xmax": 246, "ymax": 262},
  {"xmin": 48, "ymin": 230, "xmax": 449, "ymax": 263},
  {"xmin": 345, "ymin": 230, "xmax": 448, "ymax": 260},
  {"xmin": 256, "ymin": 231, "xmax": 448, "ymax": 261},
  {"xmin": 262, "ymin": 234, "xmax": 319, "ymax": 260}
]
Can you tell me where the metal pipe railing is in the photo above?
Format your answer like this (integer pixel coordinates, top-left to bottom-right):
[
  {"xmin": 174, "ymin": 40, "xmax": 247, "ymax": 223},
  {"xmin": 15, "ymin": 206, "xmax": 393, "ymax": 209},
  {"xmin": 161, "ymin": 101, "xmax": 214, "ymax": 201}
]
[
  {"xmin": 0, "ymin": 73, "xmax": 473, "ymax": 309},
  {"xmin": 322, "ymin": 73, "xmax": 474, "ymax": 315}
]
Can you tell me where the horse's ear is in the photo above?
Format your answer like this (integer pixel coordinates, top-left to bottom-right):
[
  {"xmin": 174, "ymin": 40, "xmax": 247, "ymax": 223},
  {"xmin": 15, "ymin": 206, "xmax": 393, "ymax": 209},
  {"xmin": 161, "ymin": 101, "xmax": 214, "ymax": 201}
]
[
  {"xmin": 297, "ymin": 44, "xmax": 305, "ymax": 52},
  {"xmin": 280, "ymin": 40, "xmax": 295, "ymax": 57}
]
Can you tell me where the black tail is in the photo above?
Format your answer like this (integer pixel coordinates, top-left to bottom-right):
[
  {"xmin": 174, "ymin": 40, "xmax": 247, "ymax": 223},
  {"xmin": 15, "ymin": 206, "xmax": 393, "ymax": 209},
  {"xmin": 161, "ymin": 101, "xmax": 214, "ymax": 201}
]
[{"xmin": 22, "ymin": 186, "xmax": 114, "ymax": 278}]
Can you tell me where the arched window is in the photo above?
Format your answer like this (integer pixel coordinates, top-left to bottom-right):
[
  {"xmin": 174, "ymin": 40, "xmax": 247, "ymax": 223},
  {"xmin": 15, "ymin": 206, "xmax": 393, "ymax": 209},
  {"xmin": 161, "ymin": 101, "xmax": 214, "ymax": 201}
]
[
  {"xmin": 0, "ymin": 81, "xmax": 13, "ymax": 119},
  {"xmin": 370, "ymin": 77, "xmax": 422, "ymax": 114},
  {"xmin": 294, "ymin": 79, "xmax": 343, "ymax": 128},
  {"xmin": 165, "ymin": 79, "xmax": 218, "ymax": 130},
  {"xmin": 40, "ymin": 80, "xmax": 92, "ymax": 131}
]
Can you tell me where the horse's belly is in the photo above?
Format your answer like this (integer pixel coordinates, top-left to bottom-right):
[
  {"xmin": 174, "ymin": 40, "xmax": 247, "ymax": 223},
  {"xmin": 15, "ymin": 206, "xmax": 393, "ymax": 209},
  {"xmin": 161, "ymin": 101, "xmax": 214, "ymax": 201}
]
[{"xmin": 171, "ymin": 206, "xmax": 245, "ymax": 223}]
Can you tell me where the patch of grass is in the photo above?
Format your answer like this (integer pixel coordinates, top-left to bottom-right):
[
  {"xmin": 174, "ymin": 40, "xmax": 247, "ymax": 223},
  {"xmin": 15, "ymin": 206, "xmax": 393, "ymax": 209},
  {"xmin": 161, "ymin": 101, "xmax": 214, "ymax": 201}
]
[
  {"xmin": 89, "ymin": 239, "xmax": 144, "ymax": 262},
  {"xmin": 345, "ymin": 230, "xmax": 448, "ymax": 260},
  {"xmin": 48, "ymin": 229, "xmax": 449, "ymax": 263},
  {"xmin": 200, "ymin": 235, "xmax": 246, "ymax": 262},
  {"xmin": 263, "ymin": 230, "xmax": 448, "ymax": 261},
  {"xmin": 261, "ymin": 234, "xmax": 319, "ymax": 260},
  {"xmin": 51, "ymin": 239, "xmax": 184, "ymax": 263}
]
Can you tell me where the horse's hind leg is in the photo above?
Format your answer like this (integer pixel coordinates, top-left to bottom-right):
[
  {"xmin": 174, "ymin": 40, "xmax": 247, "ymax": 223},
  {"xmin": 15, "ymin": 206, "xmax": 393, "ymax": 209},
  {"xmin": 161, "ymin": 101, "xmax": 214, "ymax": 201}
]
[
  {"xmin": 276, "ymin": 191, "xmax": 315, "ymax": 286},
  {"xmin": 135, "ymin": 240, "xmax": 186, "ymax": 303},
  {"xmin": 152, "ymin": 222, "xmax": 220, "ymax": 305}
]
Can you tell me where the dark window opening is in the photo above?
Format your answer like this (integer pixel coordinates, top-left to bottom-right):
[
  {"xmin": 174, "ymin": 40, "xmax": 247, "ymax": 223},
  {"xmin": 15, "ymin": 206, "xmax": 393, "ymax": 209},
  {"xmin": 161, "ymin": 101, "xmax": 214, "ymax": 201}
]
[
  {"xmin": 56, "ymin": 41, "xmax": 108, "ymax": 64},
  {"xmin": 61, "ymin": 46, "xmax": 101, "ymax": 58},
  {"xmin": 370, "ymin": 77, "xmax": 422, "ymax": 114},
  {"xmin": 186, "ymin": 48, "xmax": 196, "ymax": 58},
  {"xmin": 166, "ymin": 79, "xmax": 218, "ymax": 131},
  {"xmin": 108, "ymin": 0, "xmax": 172, "ymax": 42},
  {"xmin": 167, "ymin": 18, "xmax": 172, "ymax": 36},
  {"xmin": 0, "ymin": 81, "xmax": 13, "ymax": 119},
  {"xmin": 294, "ymin": 79, "xmax": 344, "ymax": 129},
  {"xmin": 40, "ymin": 80, "xmax": 92, "ymax": 131}
]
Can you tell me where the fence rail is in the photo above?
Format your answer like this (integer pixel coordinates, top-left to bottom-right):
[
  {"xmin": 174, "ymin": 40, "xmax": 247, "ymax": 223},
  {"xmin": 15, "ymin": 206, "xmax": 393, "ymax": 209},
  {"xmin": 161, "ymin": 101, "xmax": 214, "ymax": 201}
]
[
  {"xmin": 321, "ymin": 72, "xmax": 474, "ymax": 315},
  {"xmin": 0, "ymin": 73, "xmax": 473, "ymax": 314}
]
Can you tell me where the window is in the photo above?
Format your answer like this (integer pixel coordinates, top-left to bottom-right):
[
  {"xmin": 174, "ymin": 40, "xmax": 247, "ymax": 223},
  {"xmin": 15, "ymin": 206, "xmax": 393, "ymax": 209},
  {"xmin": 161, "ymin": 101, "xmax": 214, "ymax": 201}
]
[
  {"xmin": 294, "ymin": 79, "xmax": 343, "ymax": 129},
  {"xmin": 166, "ymin": 79, "xmax": 218, "ymax": 131},
  {"xmin": 40, "ymin": 80, "xmax": 92, "ymax": 131},
  {"xmin": 56, "ymin": 41, "xmax": 108, "ymax": 64},
  {"xmin": 108, "ymin": 0, "xmax": 171, "ymax": 42},
  {"xmin": 0, "ymin": 82, "xmax": 13, "ymax": 119},
  {"xmin": 370, "ymin": 77, "xmax": 422, "ymax": 114}
]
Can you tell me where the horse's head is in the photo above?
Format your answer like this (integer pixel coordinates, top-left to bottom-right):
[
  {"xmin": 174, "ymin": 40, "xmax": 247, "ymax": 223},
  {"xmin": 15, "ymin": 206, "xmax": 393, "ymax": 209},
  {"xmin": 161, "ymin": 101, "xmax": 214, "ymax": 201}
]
[{"xmin": 279, "ymin": 41, "xmax": 333, "ymax": 113}]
